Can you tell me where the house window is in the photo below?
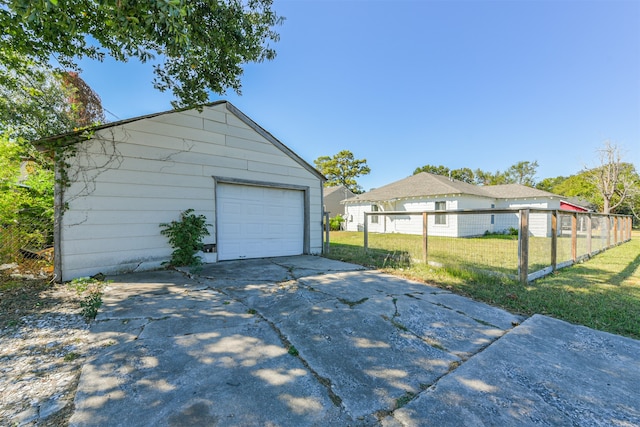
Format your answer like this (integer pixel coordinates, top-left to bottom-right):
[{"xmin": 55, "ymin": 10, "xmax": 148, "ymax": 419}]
[
  {"xmin": 435, "ymin": 201, "xmax": 446, "ymax": 225},
  {"xmin": 490, "ymin": 204, "xmax": 495, "ymax": 225},
  {"xmin": 371, "ymin": 204, "xmax": 379, "ymax": 224}
]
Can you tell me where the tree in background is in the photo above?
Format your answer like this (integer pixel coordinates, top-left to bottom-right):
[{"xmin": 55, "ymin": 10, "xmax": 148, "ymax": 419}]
[
  {"xmin": 61, "ymin": 71, "xmax": 106, "ymax": 128},
  {"xmin": 536, "ymin": 176, "xmax": 567, "ymax": 193},
  {"xmin": 0, "ymin": 54, "xmax": 105, "ymax": 263},
  {"xmin": 505, "ymin": 160, "xmax": 538, "ymax": 186},
  {"xmin": 533, "ymin": 142, "xmax": 639, "ymax": 221},
  {"xmin": 414, "ymin": 161, "xmax": 538, "ymax": 186},
  {"xmin": 315, "ymin": 150, "xmax": 371, "ymax": 194},
  {"xmin": 473, "ymin": 169, "xmax": 506, "ymax": 186},
  {"xmin": 1, "ymin": 0, "xmax": 282, "ymax": 107},
  {"xmin": 413, "ymin": 165, "xmax": 475, "ymax": 184},
  {"xmin": 0, "ymin": 54, "xmax": 105, "ymax": 144},
  {"xmin": 586, "ymin": 141, "xmax": 639, "ymax": 215}
]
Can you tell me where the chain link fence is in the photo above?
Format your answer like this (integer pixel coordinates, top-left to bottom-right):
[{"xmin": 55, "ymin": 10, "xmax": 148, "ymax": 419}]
[
  {"xmin": 360, "ymin": 209, "xmax": 632, "ymax": 283},
  {"xmin": 0, "ymin": 208, "xmax": 54, "ymax": 280}
]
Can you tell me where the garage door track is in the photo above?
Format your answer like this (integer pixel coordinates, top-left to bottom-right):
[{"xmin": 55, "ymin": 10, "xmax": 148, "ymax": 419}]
[{"xmin": 69, "ymin": 256, "xmax": 640, "ymax": 426}]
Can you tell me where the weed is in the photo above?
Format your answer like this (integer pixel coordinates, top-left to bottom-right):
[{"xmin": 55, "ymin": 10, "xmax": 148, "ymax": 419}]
[
  {"xmin": 68, "ymin": 276, "xmax": 97, "ymax": 294},
  {"xmin": 247, "ymin": 308, "xmax": 257, "ymax": 315},
  {"xmin": 64, "ymin": 352, "xmax": 81, "ymax": 362},
  {"xmin": 395, "ymin": 392, "xmax": 416, "ymax": 409},
  {"xmin": 287, "ymin": 345, "xmax": 299, "ymax": 356},
  {"xmin": 80, "ymin": 291, "xmax": 102, "ymax": 320},
  {"xmin": 337, "ymin": 297, "xmax": 368, "ymax": 308}
]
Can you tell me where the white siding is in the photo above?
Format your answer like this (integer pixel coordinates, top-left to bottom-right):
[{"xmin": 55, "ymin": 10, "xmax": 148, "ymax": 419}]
[
  {"xmin": 497, "ymin": 198, "xmax": 560, "ymax": 237},
  {"xmin": 60, "ymin": 103, "xmax": 323, "ymax": 280},
  {"xmin": 345, "ymin": 195, "xmax": 494, "ymax": 237},
  {"xmin": 345, "ymin": 203, "xmax": 371, "ymax": 232}
]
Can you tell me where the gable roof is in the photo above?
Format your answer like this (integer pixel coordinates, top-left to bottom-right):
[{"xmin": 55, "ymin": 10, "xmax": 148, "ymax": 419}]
[
  {"xmin": 35, "ymin": 100, "xmax": 326, "ymax": 182},
  {"xmin": 324, "ymin": 185, "xmax": 356, "ymax": 198},
  {"xmin": 561, "ymin": 197, "xmax": 596, "ymax": 211},
  {"xmin": 345, "ymin": 172, "xmax": 489, "ymax": 203},
  {"xmin": 345, "ymin": 172, "xmax": 561, "ymax": 203},
  {"xmin": 480, "ymin": 184, "xmax": 559, "ymax": 199}
]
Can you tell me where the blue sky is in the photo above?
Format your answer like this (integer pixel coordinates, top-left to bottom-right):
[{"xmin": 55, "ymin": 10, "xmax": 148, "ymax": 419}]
[{"xmin": 76, "ymin": 0, "xmax": 640, "ymax": 192}]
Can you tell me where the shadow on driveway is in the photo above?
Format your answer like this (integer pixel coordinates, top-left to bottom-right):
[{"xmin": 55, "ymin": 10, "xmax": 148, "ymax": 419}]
[{"xmin": 70, "ymin": 256, "xmax": 640, "ymax": 426}]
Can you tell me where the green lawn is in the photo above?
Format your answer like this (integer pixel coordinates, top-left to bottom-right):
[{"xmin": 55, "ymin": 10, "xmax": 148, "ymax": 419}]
[
  {"xmin": 326, "ymin": 231, "xmax": 640, "ymax": 340},
  {"xmin": 329, "ymin": 231, "xmax": 562, "ymax": 277}
]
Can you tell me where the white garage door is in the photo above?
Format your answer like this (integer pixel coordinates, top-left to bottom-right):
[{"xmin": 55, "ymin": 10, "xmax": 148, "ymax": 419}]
[{"xmin": 217, "ymin": 183, "xmax": 304, "ymax": 261}]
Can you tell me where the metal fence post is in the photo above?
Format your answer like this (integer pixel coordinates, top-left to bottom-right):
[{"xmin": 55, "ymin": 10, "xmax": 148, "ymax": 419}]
[{"xmin": 519, "ymin": 209, "xmax": 530, "ymax": 285}]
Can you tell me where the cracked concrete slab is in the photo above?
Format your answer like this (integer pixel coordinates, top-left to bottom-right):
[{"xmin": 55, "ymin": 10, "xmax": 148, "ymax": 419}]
[
  {"xmin": 72, "ymin": 321, "xmax": 352, "ymax": 427},
  {"xmin": 386, "ymin": 314, "xmax": 640, "ymax": 426},
  {"xmin": 70, "ymin": 256, "xmax": 640, "ymax": 426}
]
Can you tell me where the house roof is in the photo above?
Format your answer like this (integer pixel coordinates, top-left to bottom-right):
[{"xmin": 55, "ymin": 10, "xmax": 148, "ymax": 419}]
[
  {"xmin": 344, "ymin": 172, "xmax": 561, "ymax": 203},
  {"xmin": 324, "ymin": 185, "xmax": 356, "ymax": 198},
  {"xmin": 345, "ymin": 172, "xmax": 489, "ymax": 203},
  {"xmin": 35, "ymin": 101, "xmax": 326, "ymax": 182},
  {"xmin": 480, "ymin": 184, "xmax": 559, "ymax": 199},
  {"xmin": 561, "ymin": 197, "xmax": 595, "ymax": 211}
]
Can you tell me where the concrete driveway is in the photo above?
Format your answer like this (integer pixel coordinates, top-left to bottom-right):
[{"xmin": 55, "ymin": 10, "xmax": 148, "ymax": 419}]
[{"xmin": 70, "ymin": 256, "xmax": 640, "ymax": 426}]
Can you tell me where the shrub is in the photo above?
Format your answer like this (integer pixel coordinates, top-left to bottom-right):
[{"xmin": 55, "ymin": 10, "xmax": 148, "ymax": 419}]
[
  {"xmin": 329, "ymin": 215, "xmax": 345, "ymax": 231},
  {"xmin": 159, "ymin": 209, "xmax": 211, "ymax": 267}
]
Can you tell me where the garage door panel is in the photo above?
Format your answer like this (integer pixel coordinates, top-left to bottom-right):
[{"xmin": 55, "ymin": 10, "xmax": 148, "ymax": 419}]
[{"xmin": 217, "ymin": 183, "xmax": 304, "ymax": 260}]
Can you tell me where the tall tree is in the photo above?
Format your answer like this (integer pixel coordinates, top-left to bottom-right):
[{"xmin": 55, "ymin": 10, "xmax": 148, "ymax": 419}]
[
  {"xmin": 586, "ymin": 141, "xmax": 638, "ymax": 214},
  {"xmin": 0, "ymin": 53, "xmax": 104, "ymax": 150},
  {"xmin": 315, "ymin": 150, "xmax": 371, "ymax": 194},
  {"xmin": 474, "ymin": 169, "xmax": 507, "ymax": 185},
  {"xmin": 450, "ymin": 167, "xmax": 475, "ymax": 184},
  {"xmin": 0, "ymin": 0, "xmax": 282, "ymax": 107},
  {"xmin": 413, "ymin": 164, "xmax": 451, "ymax": 176},
  {"xmin": 413, "ymin": 164, "xmax": 475, "ymax": 183},
  {"xmin": 61, "ymin": 71, "xmax": 106, "ymax": 128},
  {"xmin": 505, "ymin": 160, "xmax": 538, "ymax": 186},
  {"xmin": 536, "ymin": 176, "xmax": 567, "ymax": 193}
]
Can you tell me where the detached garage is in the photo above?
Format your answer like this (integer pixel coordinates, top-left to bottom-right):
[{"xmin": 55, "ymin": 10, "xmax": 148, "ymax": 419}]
[{"xmin": 41, "ymin": 101, "xmax": 325, "ymax": 281}]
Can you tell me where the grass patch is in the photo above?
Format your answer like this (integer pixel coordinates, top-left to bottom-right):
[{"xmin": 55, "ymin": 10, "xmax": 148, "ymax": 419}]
[{"xmin": 326, "ymin": 231, "xmax": 640, "ymax": 339}]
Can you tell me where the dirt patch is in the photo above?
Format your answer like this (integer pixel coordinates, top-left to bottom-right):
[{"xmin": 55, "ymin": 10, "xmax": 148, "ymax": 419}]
[{"xmin": 0, "ymin": 275, "xmax": 98, "ymax": 426}]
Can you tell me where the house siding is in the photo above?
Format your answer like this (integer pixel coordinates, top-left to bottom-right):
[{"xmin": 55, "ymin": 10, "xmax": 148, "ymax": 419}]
[
  {"xmin": 59, "ymin": 103, "xmax": 323, "ymax": 281},
  {"xmin": 344, "ymin": 194, "xmax": 561, "ymax": 238},
  {"xmin": 496, "ymin": 199, "xmax": 560, "ymax": 237}
]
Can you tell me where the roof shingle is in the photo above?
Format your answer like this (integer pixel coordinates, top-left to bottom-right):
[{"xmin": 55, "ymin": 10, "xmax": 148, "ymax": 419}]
[{"xmin": 345, "ymin": 172, "xmax": 560, "ymax": 203}]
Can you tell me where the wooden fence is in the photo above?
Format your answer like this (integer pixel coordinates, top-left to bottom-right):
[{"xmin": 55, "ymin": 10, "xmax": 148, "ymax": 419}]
[{"xmin": 359, "ymin": 208, "xmax": 632, "ymax": 284}]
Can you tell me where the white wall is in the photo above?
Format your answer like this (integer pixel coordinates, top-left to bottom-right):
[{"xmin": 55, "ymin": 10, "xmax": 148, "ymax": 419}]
[
  {"xmin": 496, "ymin": 198, "xmax": 560, "ymax": 237},
  {"xmin": 59, "ymin": 103, "xmax": 323, "ymax": 280},
  {"xmin": 345, "ymin": 195, "xmax": 495, "ymax": 237},
  {"xmin": 344, "ymin": 195, "xmax": 560, "ymax": 238}
]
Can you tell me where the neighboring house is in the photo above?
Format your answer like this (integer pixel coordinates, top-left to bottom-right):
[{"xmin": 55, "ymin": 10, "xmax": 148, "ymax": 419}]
[
  {"xmin": 560, "ymin": 197, "xmax": 594, "ymax": 212},
  {"xmin": 323, "ymin": 185, "xmax": 355, "ymax": 218},
  {"xmin": 559, "ymin": 197, "xmax": 595, "ymax": 232},
  {"xmin": 343, "ymin": 172, "xmax": 562, "ymax": 237},
  {"xmin": 39, "ymin": 101, "xmax": 325, "ymax": 281}
]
